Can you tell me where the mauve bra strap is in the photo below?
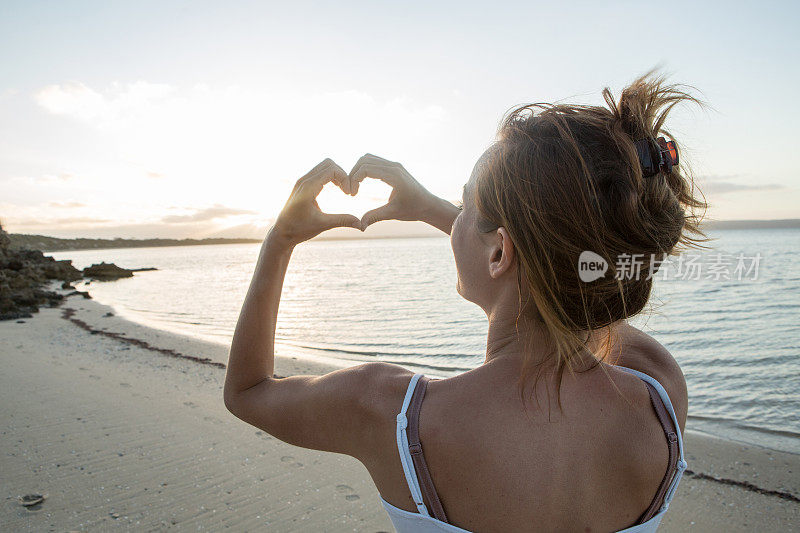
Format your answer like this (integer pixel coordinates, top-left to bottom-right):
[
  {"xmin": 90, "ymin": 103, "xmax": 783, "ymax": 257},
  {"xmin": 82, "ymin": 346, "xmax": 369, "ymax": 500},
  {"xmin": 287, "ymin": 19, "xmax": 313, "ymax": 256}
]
[
  {"xmin": 406, "ymin": 375, "xmax": 679, "ymax": 526},
  {"xmin": 406, "ymin": 376, "xmax": 449, "ymax": 523},
  {"xmin": 637, "ymin": 380, "xmax": 681, "ymax": 523}
]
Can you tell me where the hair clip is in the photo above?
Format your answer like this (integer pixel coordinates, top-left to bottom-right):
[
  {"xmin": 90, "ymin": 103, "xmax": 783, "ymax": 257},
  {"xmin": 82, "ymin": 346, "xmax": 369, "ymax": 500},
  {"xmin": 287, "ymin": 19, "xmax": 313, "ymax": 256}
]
[{"xmin": 634, "ymin": 136, "xmax": 678, "ymax": 177}]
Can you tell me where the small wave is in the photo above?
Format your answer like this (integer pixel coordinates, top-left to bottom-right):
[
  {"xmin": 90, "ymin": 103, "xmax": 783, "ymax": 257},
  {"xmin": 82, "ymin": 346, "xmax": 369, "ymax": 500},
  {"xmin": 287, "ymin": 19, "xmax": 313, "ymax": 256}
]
[
  {"xmin": 687, "ymin": 414, "xmax": 800, "ymax": 441},
  {"xmin": 330, "ymin": 354, "xmax": 473, "ymax": 374},
  {"xmin": 278, "ymin": 340, "xmax": 475, "ymax": 361}
]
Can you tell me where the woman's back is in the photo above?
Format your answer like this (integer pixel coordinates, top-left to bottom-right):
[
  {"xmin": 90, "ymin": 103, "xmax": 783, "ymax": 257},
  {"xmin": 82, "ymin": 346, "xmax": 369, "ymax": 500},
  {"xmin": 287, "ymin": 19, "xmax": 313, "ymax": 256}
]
[
  {"xmin": 224, "ymin": 72, "xmax": 700, "ymax": 533},
  {"xmin": 368, "ymin": 334, "xmax": 687, "ymax": 532}
]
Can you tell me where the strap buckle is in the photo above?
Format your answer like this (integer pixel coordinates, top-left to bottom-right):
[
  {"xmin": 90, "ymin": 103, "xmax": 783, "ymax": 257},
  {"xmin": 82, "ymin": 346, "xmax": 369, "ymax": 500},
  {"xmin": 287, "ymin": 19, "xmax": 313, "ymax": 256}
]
[{"xmin": 396, "ymin": 413, "xmax": 408, "ymax": 430}]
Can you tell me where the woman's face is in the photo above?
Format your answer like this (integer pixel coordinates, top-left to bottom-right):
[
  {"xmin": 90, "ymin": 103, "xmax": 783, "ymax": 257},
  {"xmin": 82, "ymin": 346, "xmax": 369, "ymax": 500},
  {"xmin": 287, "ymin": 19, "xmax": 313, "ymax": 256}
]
[{"xmin": 450, "ymin": 149, "xmax": 496, "ymax": 309}]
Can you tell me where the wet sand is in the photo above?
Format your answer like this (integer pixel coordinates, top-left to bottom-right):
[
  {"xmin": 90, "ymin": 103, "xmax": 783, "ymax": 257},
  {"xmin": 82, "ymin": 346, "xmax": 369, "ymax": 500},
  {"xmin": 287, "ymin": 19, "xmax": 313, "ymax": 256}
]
[{"xmin": 1, "ymin": 297, "xmax": 798, "ymax": 531}]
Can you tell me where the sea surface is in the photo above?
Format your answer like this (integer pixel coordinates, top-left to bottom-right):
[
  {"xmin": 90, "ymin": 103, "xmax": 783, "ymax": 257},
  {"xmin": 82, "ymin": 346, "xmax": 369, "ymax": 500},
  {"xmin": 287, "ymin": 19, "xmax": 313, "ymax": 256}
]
[{"xmin": 52, "ymin": 229, "xmax": 800, "ymax": 453}]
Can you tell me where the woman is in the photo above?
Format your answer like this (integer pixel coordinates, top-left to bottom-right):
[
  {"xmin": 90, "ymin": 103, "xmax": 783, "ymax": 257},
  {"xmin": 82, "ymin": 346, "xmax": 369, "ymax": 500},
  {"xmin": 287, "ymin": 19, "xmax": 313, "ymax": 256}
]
[{"xmin": 224, "ymin": 71, "xmax": 705, "ymax": 532}]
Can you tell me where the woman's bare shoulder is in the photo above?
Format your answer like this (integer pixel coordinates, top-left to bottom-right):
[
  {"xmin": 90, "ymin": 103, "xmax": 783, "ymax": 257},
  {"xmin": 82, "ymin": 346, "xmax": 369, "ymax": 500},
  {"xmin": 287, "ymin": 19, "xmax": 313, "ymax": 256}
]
[
  {"xmin": 608, "ymin": 322, "xmax": 688, "ymax": 430},
  {"xmin": 345, "ymin": 362, "xmax": 419, "ymax": 428}
]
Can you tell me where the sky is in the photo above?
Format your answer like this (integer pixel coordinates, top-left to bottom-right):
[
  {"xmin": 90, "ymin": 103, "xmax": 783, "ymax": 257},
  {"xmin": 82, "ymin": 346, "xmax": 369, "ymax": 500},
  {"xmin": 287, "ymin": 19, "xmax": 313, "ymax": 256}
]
[{"xmin": 1, "ymin": 0, "xmax": 799, "ymax": 239}]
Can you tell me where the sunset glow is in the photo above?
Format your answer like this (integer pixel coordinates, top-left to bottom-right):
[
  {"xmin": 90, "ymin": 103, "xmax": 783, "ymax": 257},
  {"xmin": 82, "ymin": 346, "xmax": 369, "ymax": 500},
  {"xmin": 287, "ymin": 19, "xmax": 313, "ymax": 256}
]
[{"xmin": 2, "ymin": 1, "xmax": 799, "ymax": 239}]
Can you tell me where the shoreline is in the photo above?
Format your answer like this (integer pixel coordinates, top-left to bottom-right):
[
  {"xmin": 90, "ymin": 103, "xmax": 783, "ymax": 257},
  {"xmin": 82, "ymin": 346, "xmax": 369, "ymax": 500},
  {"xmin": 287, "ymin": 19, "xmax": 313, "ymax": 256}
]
[
  {"xmin": 11, "ymin": 222, "xmax": 800, "ymax": 254},
  {"xmin": 55, "ymin": 297, "xmax": 800, "ymax": 473},
  {"xmin": 2, "ymin": 296, "xmax": 799, "ymax": 530},
  {"xmin": 2, "ymin": 298, "xmax": 391, "ymax": 531},
  {"xmin": 73, "ymin": 281, "xmax": 800, "ymax": 456},
  {"xmin": 14, "ymin": 233, "xmax": 451, "ymax": 254}
]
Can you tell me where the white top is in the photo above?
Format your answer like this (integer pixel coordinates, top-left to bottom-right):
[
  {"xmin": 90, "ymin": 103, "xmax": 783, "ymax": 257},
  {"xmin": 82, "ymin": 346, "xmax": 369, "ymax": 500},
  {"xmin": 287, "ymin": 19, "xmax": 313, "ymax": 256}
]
[{"xmin": 380, "ymin": 368, "xmax": 688, "ymax": 533}]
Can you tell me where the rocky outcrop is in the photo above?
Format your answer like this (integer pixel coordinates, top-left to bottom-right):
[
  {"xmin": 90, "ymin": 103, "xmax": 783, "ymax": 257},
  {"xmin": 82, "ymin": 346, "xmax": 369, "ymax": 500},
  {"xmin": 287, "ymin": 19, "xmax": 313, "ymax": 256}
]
[
  {"xmin": 0, "ymin": 223, "xmax": 84, "ymax": 320},
  {"xmin": 83, "ymin": 262, "xmax": 134, "ymax": 280},
  {"xmin": 0, "ymin": 223, "xmax": 159, "ymax": 320}
]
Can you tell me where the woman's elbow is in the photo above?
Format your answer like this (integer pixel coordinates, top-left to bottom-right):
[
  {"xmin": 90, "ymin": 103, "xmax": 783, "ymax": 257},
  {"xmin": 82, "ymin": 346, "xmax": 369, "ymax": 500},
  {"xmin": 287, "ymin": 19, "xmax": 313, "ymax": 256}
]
[{"xmin": 223, "ymin": 387, "xmax": 244, "ymax": 417}]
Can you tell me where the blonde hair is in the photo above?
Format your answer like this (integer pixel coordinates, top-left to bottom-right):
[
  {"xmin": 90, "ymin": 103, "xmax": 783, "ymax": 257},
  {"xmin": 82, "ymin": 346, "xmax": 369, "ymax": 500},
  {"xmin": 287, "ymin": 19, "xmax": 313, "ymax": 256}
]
[{"xmin": 472, "ymin": 69, "xmax": 709, "ymax": 401}]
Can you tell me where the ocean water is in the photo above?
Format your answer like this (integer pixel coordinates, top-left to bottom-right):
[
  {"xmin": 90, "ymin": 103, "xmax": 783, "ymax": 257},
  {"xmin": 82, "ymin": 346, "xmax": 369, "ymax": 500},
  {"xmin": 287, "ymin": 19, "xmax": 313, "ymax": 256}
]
[{"xmin": 51, "ymin": 229, "xmax": 800, "ymax": 453}]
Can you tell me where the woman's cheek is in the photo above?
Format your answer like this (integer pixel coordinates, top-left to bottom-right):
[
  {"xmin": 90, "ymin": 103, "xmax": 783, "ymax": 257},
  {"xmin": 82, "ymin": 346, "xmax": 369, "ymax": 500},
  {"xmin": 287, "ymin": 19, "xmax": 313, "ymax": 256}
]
[{"xmin": 450, "ymin": 213, "xmax": 464, "ymax": 256}]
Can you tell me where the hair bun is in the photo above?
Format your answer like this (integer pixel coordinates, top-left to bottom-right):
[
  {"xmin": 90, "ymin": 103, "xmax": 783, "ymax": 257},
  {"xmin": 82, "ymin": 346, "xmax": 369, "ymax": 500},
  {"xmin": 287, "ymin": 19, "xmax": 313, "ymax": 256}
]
[{"xmin": 472, "ymin": 69, "xmax": 709, "ymax": 397}]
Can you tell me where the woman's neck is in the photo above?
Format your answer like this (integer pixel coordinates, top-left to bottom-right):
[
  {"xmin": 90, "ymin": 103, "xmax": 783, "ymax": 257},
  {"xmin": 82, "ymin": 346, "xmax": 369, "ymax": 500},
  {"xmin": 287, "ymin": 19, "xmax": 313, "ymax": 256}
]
[
  {"xmin": 483, "ymin": 304, "xmax": 601, "ymax": 373},
  {"xmin": 484, "ymin": 304, "xmax": 548, "ymax": 365}
]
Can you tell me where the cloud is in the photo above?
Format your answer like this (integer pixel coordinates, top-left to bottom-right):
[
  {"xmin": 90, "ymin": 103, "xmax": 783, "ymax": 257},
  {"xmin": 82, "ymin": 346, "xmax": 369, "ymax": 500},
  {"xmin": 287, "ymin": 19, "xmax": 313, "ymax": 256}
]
[
  {"xmin": 700, "ymin": 175, "xmax": 785, "ymax": 195},
  {"xmin": 35, "ymin": 82, "xmax": 105, "ymax": 120},
  {"xmin": 704, "ymin": 182, "xmax": 784, "ymax": 194},
  {"xmin": 31, "ymin": 81, "xmax": 447, "ymax": 166},
  {"xmin": 26, "ymin": 79, "xmax": 453, "ymax": 232},
  {"xmin": 35, "ymin": 81, "xmax": 174, "ymax": 125},
  {"xmin": 161, "ymin": 204, "xmax": 257, "ymax": 224},
  {"xmin": 5, "ymin": 172, "xmax": 78, "ymax": 184},
  {"xmin": 205, "ymin": 223, "xmax": 270, "ymax": 239},
  {"xmin": 11, "ymin": 216, "xmax": 110, "ymax": 227},
  {"xmin": 48, "ymin": 201, "xmax": 86, "ymax": 208},
  {"xmin": 4, "ymin": 221, "xmax": 213, "ymax": 239}
]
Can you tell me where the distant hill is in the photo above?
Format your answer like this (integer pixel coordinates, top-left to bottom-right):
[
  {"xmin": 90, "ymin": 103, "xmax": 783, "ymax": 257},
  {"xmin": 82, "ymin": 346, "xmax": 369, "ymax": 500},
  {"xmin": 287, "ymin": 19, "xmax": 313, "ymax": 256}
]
[
  {"xmin": 9, "ymin": 234, "xmax": 262, "ymax": 252},
  {"xmin": 8, "ymin": 218, "xmax": 798, "ymax": 252},
  {"xmin": 704, "ymin": 219, "xmax": 800, "ymax": 230}
]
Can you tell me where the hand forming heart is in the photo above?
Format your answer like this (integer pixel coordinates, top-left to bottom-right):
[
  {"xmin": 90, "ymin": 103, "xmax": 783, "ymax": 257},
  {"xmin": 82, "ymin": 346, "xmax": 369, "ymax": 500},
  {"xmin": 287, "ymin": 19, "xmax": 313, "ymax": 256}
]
[{"xmin": 271, "ymin": 154, "xmax": 441, "ymax": 247}]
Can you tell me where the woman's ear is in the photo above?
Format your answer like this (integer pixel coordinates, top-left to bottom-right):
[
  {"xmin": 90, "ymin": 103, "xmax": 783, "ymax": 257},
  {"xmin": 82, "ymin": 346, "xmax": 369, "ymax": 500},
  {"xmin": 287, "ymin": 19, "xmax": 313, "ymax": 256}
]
[{"xmin": 488, "ymin": 227, "xmax": 516, "ymax": 279}]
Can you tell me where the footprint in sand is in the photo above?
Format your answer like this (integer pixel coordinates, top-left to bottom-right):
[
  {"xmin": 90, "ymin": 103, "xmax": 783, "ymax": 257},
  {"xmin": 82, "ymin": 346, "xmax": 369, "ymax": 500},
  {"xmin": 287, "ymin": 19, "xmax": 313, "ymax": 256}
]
[
  {"xmin": 183, "ymin": 401, "xmax": 197, "ymax": 408},
  {"xmin": 336, "ymin": 484, "xmax": 361, "ymax": 501},
  {"xmin": 280, "ymin": 455, "xmax": 304, "ymax": 468}
]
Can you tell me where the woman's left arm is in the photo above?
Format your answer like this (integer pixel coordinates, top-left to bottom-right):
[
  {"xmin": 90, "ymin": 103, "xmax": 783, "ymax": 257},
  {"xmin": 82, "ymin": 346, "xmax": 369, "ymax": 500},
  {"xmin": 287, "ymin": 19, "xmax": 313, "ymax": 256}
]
[{"xmin": 223, "ymin": 158, "xmax": 409, "ymax": 455}]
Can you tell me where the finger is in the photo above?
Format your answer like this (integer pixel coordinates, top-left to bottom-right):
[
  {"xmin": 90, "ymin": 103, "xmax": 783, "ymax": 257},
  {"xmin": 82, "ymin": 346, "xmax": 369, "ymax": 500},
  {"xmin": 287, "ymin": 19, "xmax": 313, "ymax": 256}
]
[
  {"xmin": 360, "ymin": 203, "xmax": 396, "ymax": 230},
  {"xmin": 301, "ymin": 160, "xmax": 350, "ymax": 197},
  {"xmin": 331, "ymin": 161, "xmax": 352, "ymax": 195},
  {"xmin": 324, "ymin": 160, "xmax": 351, "ymax": 195},
  {"xmin": 346, "ymin": 164, "xmax": 356, "ymax": 196},
  {"xmin": 348, "ymin": 155, "xmax": 368, "ymax": 181},
  {"xmin": 332, "ymin": 169, "xmax": 349, "ymax": 195},
  {"xmin": 363, "ymin": 153, "xmax": 394, "ymax": 164},
  {"xmin": 349, "ymin": 163, "xmax": 400, "ymax": 188},
  {"xmin": 322, "ymin": 213, "xmax": 361, "ymax": 231},
  {"xmin": 349, "ymin": 153, "xmax": 395, "ymax": 176},
  {"xmin": 295, "ymin": 158, "xmax": 333, "ymax": 193},
  {"xmin": 348, "ymin": 154, "xmax": 381, "ymax": 180}
]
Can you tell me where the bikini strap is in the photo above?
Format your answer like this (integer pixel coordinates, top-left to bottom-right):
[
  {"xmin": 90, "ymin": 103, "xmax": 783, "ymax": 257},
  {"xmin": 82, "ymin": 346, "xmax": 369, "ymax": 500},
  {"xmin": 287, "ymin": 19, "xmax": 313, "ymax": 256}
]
[
  {"xmin": 395, "ymin": 373, "xmax": 429, "ymax": 516},
  {"xmin": 406, "ymin": 375, "xmax": 449, "ymax": 523},
  {"xmin": 614, "ymin": 365, "xmax": 688, "ymax": 522},
  {"xmin": 637, "ymin": 380, "xmax": 681, "ymax": 523}
]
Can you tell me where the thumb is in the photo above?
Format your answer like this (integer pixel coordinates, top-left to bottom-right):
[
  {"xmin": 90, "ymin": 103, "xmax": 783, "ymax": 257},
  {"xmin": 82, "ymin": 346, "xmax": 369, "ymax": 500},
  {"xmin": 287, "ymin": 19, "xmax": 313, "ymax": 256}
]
[
  {"xmin": 323, "ymin": 213, "xmax": 361, "ymax": 231},
  {"xmin": 360, "ymin": 204, "xmax": 395, "ymax": 230}
]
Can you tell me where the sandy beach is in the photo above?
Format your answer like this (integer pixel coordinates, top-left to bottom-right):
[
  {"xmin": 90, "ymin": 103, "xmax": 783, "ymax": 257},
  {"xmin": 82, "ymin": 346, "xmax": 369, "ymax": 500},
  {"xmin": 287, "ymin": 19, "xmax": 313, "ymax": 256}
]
[{"xmin": 1, "ymin": 295, "xmax": 798, "ymax": 531}]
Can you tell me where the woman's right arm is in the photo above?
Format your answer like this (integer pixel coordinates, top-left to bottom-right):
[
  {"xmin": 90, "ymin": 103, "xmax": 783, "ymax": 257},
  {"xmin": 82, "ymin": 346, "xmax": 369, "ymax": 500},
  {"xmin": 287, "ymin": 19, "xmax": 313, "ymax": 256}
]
[
  {"xmin": 348, "ymin": 153, "xmax": 461, "ymax": 234},
  {"xmin": 421, "ymin": 195, "xmax": 463, "ymax": 235}
]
